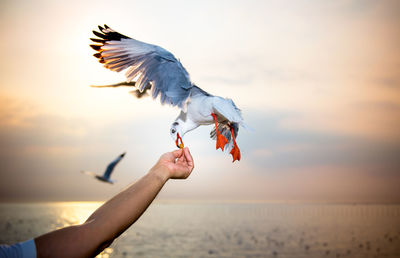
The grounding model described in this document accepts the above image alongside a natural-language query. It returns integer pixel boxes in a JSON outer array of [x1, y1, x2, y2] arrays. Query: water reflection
[[51, 202, 113, 257], [0, 202, 113, 257], [54, 202, 102, 227], [1, 202, 400, 257]]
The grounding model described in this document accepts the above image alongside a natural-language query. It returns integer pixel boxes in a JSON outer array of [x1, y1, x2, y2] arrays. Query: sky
[[0, 0, 399, 203]]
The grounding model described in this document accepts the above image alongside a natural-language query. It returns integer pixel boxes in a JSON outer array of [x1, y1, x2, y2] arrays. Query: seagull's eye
[[173, 122, 179, 126], [171, 128, 176, 134]]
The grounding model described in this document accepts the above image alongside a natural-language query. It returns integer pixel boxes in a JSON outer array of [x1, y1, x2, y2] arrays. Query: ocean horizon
[[1, 201, 400, 257]]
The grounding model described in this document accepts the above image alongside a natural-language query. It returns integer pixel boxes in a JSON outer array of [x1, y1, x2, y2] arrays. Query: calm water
[[1, 202, 400, 258]]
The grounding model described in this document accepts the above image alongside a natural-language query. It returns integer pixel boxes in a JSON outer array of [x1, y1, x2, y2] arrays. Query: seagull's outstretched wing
[[102, 152, 125, 180], [90, 25, 193, 108], [90, 81, 138, 88], [91, 81, 150, 98], [81, 170, 97, 177]]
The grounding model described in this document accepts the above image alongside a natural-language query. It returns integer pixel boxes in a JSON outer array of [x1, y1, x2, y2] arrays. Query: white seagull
[[81, 152, 126, 184], [90, 25, 248, 162]]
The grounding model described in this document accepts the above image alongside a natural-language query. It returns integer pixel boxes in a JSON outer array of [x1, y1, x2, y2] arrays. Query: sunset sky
[[0, 0, 399, 202]]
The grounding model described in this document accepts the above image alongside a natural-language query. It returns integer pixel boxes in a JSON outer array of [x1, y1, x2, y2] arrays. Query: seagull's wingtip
[[90, 44, 102, 51]]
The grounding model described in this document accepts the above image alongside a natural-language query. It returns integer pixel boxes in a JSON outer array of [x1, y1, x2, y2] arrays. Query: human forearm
[[85, 167, 169, 241]]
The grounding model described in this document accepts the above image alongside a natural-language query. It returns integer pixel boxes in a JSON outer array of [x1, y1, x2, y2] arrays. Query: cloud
[[240, 110, 400, 176], [1, 0, 400, 202], [373, 77, 400, 89], [1, 93, 400, 203], [199, 75, 252, 86], [0, 94, 176, 201]]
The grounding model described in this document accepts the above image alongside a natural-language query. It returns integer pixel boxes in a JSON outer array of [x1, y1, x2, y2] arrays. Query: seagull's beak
[[175, 133, 184, 149]]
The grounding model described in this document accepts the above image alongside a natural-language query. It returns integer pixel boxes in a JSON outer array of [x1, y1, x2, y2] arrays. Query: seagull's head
[[170, 121, 184, 149]]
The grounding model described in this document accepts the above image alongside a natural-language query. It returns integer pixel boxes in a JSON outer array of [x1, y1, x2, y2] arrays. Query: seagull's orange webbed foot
[[230, 144, 241, 162], [229, 126, 241, 162], [216, 133, 229, 151], [211, 113, 228, 151]]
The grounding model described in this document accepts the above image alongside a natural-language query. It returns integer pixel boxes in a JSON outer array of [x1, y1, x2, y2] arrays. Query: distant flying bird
[[81, 152, 126, 184], [90, 25, 249, 162]]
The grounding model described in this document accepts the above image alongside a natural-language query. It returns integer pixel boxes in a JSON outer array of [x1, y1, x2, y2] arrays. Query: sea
[[1, 202, 399, 258]]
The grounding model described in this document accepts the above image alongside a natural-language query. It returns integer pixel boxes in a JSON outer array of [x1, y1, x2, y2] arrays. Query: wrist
[[149, 165, 170, 184]]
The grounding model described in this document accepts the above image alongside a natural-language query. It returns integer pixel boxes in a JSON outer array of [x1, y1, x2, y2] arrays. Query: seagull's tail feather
[[210, 123, 238, 152], [239, 121, 254, 132]]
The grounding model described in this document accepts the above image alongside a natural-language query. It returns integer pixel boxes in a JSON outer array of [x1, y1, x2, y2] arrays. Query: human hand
[[151, 147, 194, 181]]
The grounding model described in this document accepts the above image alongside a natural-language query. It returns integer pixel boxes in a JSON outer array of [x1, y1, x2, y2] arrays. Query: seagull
[[90, 25, 249, 162], [81, 152, 126, 184]]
